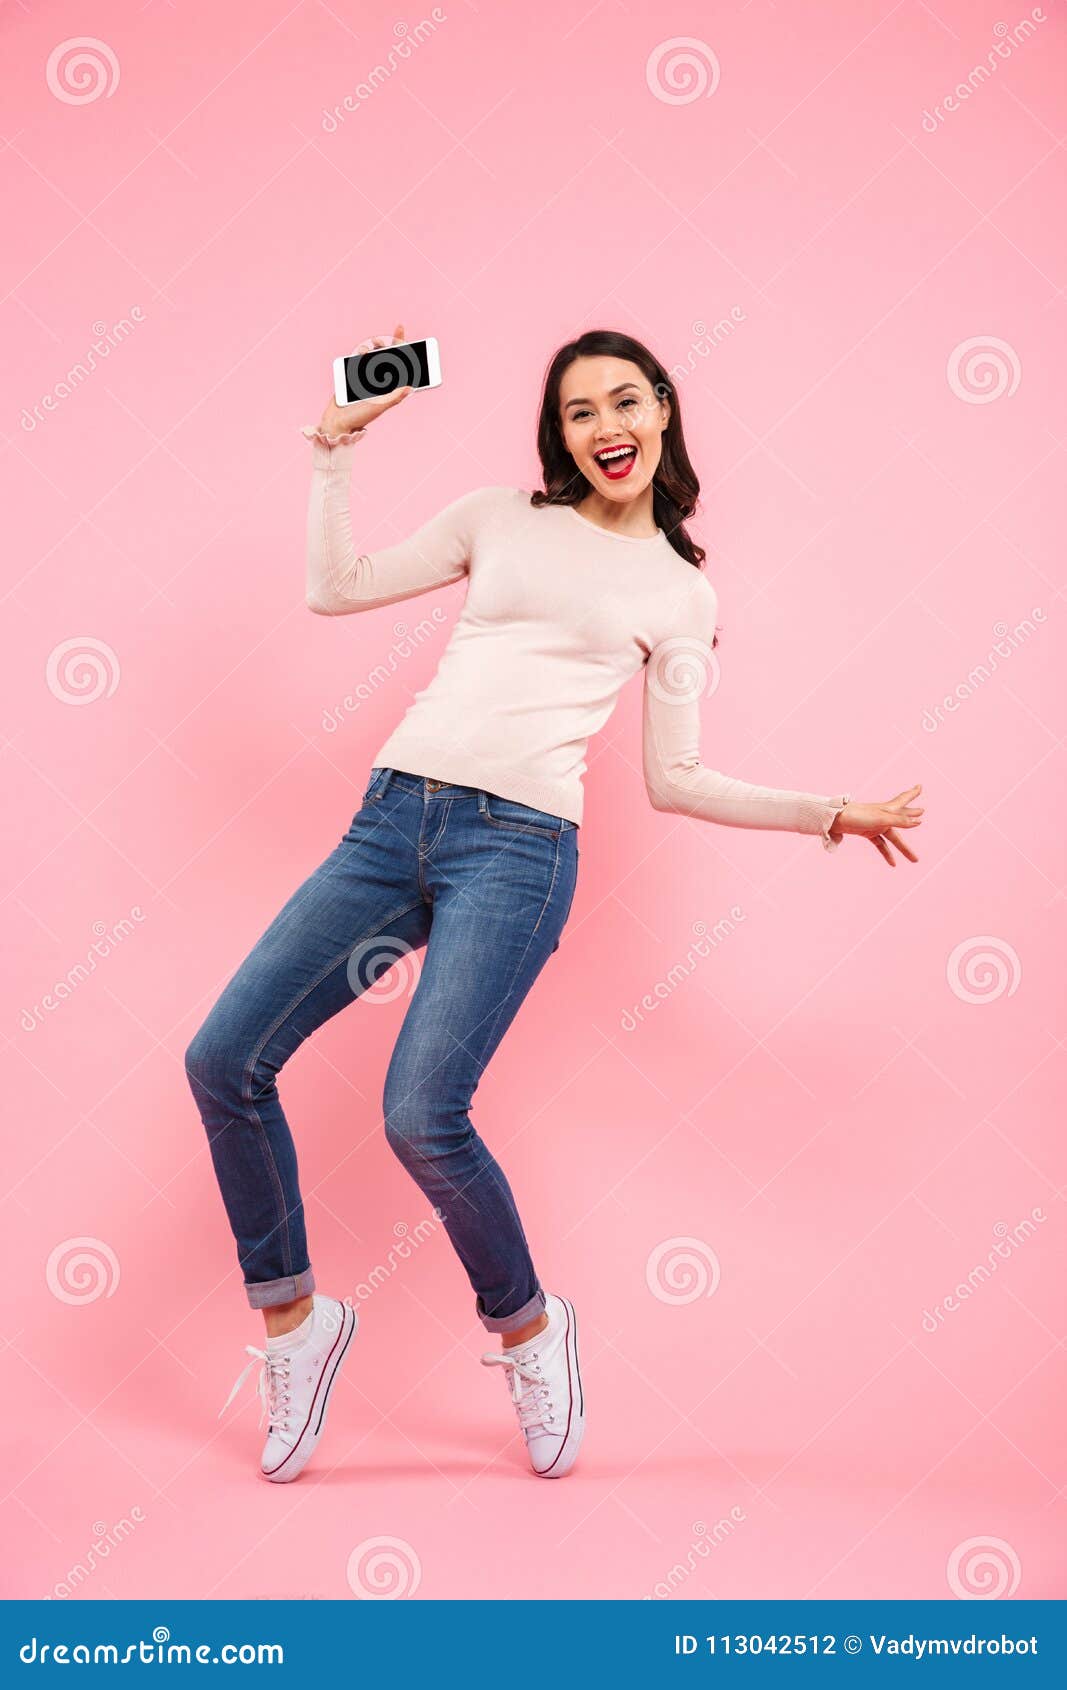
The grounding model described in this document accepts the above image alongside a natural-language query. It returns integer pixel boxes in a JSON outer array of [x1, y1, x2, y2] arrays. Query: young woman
[[186, 324, 923, 1485]]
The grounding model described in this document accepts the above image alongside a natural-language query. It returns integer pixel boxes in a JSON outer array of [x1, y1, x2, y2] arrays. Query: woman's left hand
[[828, 784, 924, 865]]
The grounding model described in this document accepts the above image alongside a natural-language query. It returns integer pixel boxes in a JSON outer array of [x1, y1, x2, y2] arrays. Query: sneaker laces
[[481, 1348, 557, 1433], [218, 1344, 293, 1435]]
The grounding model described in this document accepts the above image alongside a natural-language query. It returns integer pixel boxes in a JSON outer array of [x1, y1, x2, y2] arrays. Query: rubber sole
[[261, 1300, 358, 1483], [533, 1294, 584, 1478]]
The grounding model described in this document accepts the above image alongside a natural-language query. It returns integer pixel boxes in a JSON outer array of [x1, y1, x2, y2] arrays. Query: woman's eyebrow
[[564, 382, 642, 410]]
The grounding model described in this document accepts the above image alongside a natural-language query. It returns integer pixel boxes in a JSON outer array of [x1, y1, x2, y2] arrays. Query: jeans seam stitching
[[420, 795, 453, 857], [251, 1127, 297, 1279], [466, 828, 564, 1091], [531, 828, 564, 940]]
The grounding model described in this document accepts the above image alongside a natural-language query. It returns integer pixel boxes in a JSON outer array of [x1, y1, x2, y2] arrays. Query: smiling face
[[558, 356, 670, 506]]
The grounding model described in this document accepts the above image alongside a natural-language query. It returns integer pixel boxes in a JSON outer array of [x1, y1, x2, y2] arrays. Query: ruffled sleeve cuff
[[819, 793, 852, 853], [300, 424, 368, 447]]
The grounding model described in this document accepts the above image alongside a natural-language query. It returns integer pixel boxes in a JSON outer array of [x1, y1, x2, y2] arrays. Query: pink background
[[3, 0, 1064, 1602]]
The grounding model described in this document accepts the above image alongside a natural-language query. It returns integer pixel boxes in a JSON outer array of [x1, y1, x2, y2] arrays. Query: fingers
[[353, 330, 404, 354], [358, 384, 412, 416], [884, 827, 919, 864], [866, 826, 920, 866]]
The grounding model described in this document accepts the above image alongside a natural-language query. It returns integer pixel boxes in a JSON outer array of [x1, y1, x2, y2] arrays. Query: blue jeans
[[184, 768, 579, 1333]]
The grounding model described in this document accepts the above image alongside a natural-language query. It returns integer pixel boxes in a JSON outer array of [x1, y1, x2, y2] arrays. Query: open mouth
[[592, 443, 638, 480]]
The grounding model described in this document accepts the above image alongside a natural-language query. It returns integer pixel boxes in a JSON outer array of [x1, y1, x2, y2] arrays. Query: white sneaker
[[218, 1293, 357, 1483], [481, 1292, 584, 1477]]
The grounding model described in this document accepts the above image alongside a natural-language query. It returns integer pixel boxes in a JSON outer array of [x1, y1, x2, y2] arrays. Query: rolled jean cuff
[[244, 1265, 316, 1310], [476, 1286, 546, 1334]]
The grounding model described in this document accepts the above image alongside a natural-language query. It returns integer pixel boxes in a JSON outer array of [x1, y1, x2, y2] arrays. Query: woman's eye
[[572, 397, 638, 421]]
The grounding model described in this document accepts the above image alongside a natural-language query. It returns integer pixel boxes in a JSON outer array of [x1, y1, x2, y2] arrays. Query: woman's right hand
[[314, 322, 414, 438], [828, 783, 924, 865]]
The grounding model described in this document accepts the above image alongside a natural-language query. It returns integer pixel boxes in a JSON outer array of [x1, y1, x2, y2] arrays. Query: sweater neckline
[[565, 503, 666, 546]]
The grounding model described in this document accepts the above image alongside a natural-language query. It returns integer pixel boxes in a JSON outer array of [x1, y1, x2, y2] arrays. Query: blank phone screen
[[342, 340, 431, 401]]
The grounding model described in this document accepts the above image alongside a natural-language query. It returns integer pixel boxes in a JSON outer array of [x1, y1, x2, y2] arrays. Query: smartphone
[[333, 336, 441, 407]]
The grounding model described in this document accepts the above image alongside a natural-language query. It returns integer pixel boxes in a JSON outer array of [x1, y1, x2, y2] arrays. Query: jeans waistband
[[375, 767, 482, 799]]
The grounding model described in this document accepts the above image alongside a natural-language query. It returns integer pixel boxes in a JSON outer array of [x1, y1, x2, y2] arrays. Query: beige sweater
[[303, 427, 850, 846]]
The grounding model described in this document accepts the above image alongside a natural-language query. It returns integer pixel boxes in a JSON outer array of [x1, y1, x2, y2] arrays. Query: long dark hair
[[530, 328, 718, 647]]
